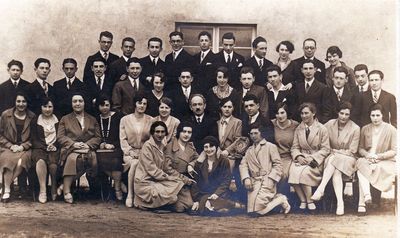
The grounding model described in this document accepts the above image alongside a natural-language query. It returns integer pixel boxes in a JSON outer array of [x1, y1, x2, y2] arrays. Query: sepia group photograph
[[0, 0, 398, 237]]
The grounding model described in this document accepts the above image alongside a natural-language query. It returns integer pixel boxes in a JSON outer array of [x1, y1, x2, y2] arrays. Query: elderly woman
[[0, 92, 34, 202], [275, 40, 296, 89], [356, 104, 396, 215], [311, 102, 360, 215], [325, 46, 356, 88], [57, 93, 101, 204], [30, 97, 59, 203], [120, 93, 154, 207], [153, 97, 180, 143], [134, 121, 194, 211], [205, 66, 240, 120], [95, 95, 124, 201], [289, 103, 330, 211], [272, 103, 299, 198], [191, 136, 245, 215], [146, 72, 166, 117]]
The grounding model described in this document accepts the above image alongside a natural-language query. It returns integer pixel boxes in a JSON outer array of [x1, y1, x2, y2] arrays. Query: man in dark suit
[[25, 58, 54, 115], [357, 70, 396, 128], [350, 64, 370, 122], [108, 37, 136, 84], [164, 31, 195, 91], [265, 65, 296, 119], [83, 31, 119, 80], [241, 94, 274, 143], [293, 38, 326, 85], [0, 60, 29, 113], [167, 69, 201, 121], [53, 58, 85, 119], [83, 57, 113, 116], [244, 36, 273, 87], [294, 59, 327, 121], [214, 32, 245, 90], [192, 31, 217, 94], [237, 66, 269, 119], [185, 94, 217, 153], [112, 57, 145, 115], [321, 66, 355, 123], [140, 37, 166, 90]]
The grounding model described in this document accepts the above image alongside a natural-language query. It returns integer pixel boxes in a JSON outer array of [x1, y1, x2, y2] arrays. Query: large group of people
[[0, 30, 396, 217]]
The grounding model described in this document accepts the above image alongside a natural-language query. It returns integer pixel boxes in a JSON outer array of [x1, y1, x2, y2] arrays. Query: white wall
[[0, 0, 397, 93]]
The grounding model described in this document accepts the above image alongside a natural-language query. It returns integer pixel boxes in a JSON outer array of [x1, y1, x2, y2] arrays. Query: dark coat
[[320, 86, 354, 124], [294, 80, 327, 121], [244, 56, 273, 87], [164, 49, 196, 90], [53, 77, 85, 119], [83, 51, 119, 80], [192, 50, 218, 93], [140, 56, 166, 89], [184, 114, 217, 153], [166, 86, 201, 121], [0, 78, 30, 113], [214, 51, 245, 90], [267, 88, 296, 119], [25, 80, 54, 115], [293, 56, 326, 85]]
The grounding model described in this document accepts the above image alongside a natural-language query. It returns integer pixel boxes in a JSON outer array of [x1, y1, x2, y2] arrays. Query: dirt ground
[[0, 195, 397, 238]]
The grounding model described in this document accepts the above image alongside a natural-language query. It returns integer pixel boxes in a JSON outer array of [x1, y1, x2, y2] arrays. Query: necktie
[[373, 91, 378, 103], [13, 81, 17, 88], [197, 117, 201, 123], [67, 78, 72, 89], [227, 54, 231, 64], [173, 52, 176, 62], [305, 126, 310, 139], [132, 79, 137, 91], [305, 83, 310, 93], [42, 81, 48, 95], [184, 88, 189, 101], [152, 58, 156, 66], [243, 89, 247, 98], [359, 86, 363, 93], [259, 59, 263, 70], [248, 115, 253, 124], [336, 90, 341, 101], [200, 52, 205, 63], [220, 120, 227, 139], [103, 52, 108, 60], [97, 77, 101, 90]]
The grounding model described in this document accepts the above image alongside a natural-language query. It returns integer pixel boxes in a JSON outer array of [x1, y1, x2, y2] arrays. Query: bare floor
[[0, 197, 396, 238]]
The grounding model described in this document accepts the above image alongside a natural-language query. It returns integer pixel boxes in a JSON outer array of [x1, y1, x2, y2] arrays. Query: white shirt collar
[[122, 55, 130, 62], [254, 55, 264, 62], [10, 78, 20, 84], [372, 89, 382, 98], [37, 78, 47, 86], [65, 76, 76, 84], [223, 51, 233, 62], [270, 84, 285, 100], [201, 49, 211, 56], [128, 76, 139, 89], [173, 48, 183, 58], [249, 112, 259, 124], [221, 116, 232, 124], [357, 83, 369, 92], [303, 56, 315, 60], [149, 55, 159, 63], [181, 85, 191, 93], [195, 113, 204, 122], [333, 86, 343, 95], [304, 78, 315, 88]]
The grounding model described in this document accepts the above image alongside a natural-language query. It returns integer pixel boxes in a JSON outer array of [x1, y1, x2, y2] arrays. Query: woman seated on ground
[[289, 103, 330, 212], [95, 95, 125, 201], [356, 104, 396, 215], [120, 93, 154, 207], [153, 97, 180, 143], [57, 93, 101, 204], [134, 121, 194, 212], [30, 97, 59, 203], [191, 136, 245, 215], [0, 92, 35, 202], [205, 66, 240, 121], [311, 101, 360, 215], [271, 102, 299, 198], [146, 72, 166, 117]]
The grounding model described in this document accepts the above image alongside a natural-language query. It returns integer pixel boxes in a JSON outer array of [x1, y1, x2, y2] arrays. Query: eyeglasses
[[304, 46, 315, 50]]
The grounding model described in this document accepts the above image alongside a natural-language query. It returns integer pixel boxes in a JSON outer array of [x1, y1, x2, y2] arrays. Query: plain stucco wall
[[0, 0, 397, 93]]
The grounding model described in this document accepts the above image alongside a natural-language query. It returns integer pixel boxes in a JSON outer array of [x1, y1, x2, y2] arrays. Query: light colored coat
[[217, 116, 242, 153], [324, 119, 360, 176], [154, 115, 180, 143], [239, 139, 283, 213], [289, 120, 330, 186], [134, 137, 184, 208], [357, 122, 396, 191]]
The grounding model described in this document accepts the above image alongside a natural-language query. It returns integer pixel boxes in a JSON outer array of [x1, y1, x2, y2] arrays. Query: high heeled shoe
[[38, 192, 47, 204], [311, 190, 324, 201], [307, 202, 316, 210], [336, 205, 344, 216], [1, 192, 10, 203], [125, 196, 133, 208], [282, 199, 291, 214], [64, 193, 73, 204], [299, 202, 307, 210]]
